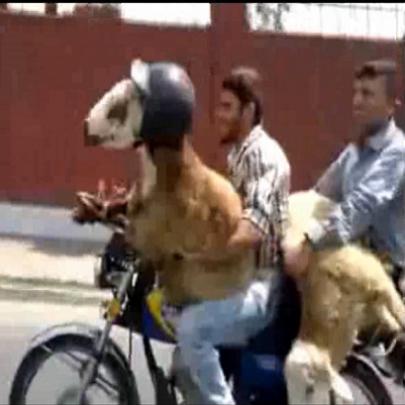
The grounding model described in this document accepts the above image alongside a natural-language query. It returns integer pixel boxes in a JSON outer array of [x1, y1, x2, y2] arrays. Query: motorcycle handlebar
[[98, 217, 127, 234]]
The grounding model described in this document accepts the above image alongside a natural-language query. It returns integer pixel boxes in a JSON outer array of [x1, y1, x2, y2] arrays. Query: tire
[[340, 354, 393, 405], [9, 332, 139, 405]]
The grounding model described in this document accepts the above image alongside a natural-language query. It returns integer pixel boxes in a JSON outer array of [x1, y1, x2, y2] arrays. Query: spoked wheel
[[56, 386, 91, 405], [340, 354, 393, 405], [9, 333, 139, 405]]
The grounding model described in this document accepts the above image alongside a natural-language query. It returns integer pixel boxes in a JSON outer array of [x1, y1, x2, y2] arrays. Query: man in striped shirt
[[175, 67, 299, 405], [227, 122, 290, 272]]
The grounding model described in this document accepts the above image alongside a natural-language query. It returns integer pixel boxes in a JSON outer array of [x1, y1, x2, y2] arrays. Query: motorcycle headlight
[[93, 253, 129, 290]]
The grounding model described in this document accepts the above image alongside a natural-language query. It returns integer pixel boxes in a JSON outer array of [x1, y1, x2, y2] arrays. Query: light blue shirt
[[308, 119, 405, 268]]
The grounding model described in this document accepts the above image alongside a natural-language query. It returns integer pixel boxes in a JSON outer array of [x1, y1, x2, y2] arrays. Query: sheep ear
[[130, 59, 150, 96]]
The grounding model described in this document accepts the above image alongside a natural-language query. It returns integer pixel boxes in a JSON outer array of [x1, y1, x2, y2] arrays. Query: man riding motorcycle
[[283, 58, 405, 404]]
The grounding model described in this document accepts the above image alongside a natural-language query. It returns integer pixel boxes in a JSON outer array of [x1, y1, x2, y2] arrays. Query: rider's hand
[[72, 192, 106, 224], [104, 197, 129, 221], [282, 231, 312, 278], [103, 186, 130, 229]]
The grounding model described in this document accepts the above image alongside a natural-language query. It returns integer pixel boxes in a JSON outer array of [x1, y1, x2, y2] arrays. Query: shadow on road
[[0, 233, 105, 258]]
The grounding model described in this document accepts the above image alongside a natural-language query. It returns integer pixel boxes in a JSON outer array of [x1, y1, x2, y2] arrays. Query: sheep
[[284, 189, 405, 404], [83, 59, 256, 306], [124, 140, 256, 305]]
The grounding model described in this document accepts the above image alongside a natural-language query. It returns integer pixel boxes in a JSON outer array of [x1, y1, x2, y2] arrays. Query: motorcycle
[[8, 195, 404, 405]]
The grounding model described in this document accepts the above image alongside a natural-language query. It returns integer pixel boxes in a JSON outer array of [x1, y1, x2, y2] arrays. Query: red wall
[[0, 5, 403, 206]]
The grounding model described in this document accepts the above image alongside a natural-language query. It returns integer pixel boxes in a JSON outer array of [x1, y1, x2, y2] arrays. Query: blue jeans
[[176, 276, 278, 405]]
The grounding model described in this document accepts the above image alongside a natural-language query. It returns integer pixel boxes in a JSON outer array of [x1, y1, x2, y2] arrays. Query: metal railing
[[247, 3, 405, 40]]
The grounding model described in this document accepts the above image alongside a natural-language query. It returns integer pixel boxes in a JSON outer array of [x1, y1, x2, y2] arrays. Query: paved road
[[1, 299, 404, 405], [0, 300, 174, 405], [0, 235, 104, 287]]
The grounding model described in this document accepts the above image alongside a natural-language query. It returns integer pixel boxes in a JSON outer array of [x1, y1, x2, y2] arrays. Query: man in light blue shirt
[[284, 58, 405, 288], [310, 117, 405, 269], [283, 59, 405, 405]]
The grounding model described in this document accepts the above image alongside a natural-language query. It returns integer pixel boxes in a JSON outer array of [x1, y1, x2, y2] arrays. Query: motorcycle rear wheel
[[340, 354, 393, 405]]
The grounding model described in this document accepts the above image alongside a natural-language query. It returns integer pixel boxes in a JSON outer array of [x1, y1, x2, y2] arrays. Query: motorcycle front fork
[[77, 262, 138, 404]]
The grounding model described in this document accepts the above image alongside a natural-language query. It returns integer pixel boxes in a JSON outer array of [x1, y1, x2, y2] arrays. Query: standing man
[[283, 59, 405, 404]]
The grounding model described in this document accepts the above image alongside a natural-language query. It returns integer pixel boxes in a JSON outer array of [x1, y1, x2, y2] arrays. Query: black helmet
[[131, 60, 195, 148]]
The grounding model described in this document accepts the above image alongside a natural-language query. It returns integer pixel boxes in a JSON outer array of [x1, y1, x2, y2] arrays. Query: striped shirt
[[227, 125, 291, 270]]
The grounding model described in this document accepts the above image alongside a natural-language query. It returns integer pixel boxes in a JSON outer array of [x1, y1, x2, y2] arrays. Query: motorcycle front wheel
[[9, 332, 139, 405]]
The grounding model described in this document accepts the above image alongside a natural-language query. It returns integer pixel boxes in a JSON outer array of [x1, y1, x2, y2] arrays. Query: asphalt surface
[[0, 235, 402, 405], [0, 300, 175, 405]]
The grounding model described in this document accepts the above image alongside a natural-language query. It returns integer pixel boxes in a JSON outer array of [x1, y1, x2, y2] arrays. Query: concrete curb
[[0, 236, 104, 287], [0, 202, 112, 242], [0, 202, 115, 306], [0, 275, 95, 290], [0, 275, 110, 306]]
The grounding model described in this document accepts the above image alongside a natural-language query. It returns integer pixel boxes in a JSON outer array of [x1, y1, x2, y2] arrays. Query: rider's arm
[[181, 219, 263, 263], [306, 147, 405, 250], [313, 146, 350, 202], [198, 154, 280, 262], [224, 218, 264, 256]]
